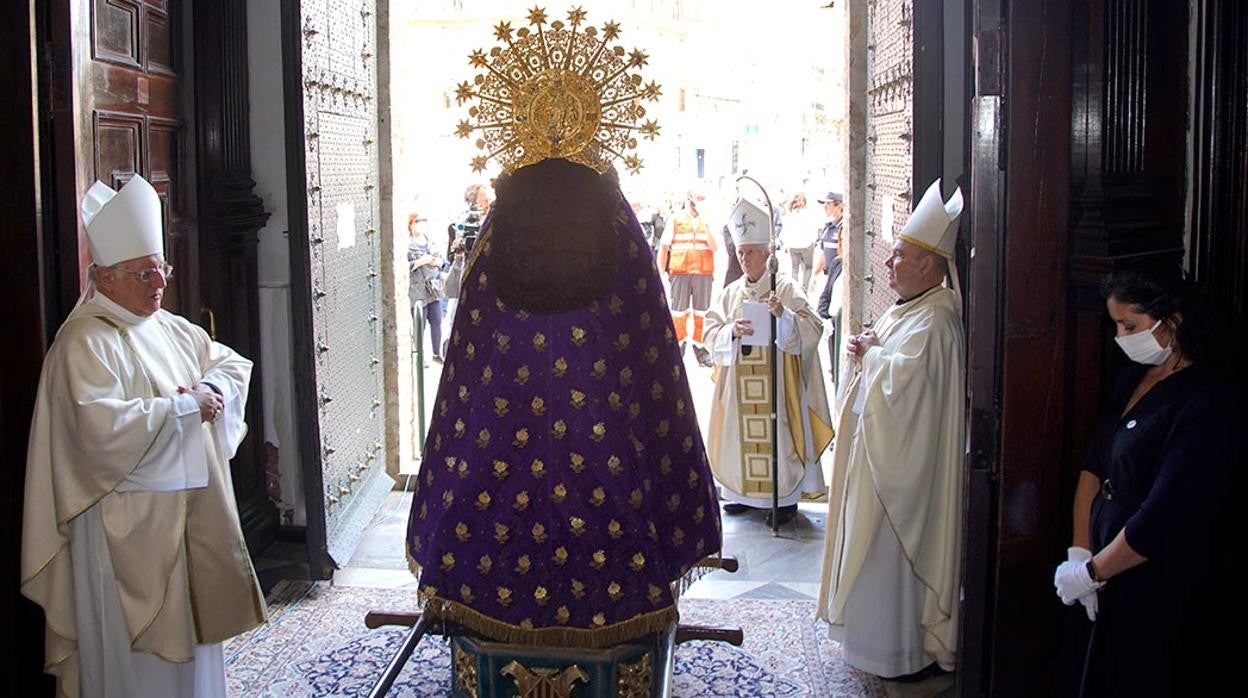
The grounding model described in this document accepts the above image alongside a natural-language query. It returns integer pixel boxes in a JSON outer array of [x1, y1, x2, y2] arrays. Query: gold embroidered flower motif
[[444, 456, 458, 471], [442, 490, 455, 508], [494, 523, 510, 543], [427, 470, 436, 486], [656, 420, 670, 438], [570, 390, 587, 409], [696, 539, 706, 555], [454, 419, 466, 438], [481, 366, 493, 384], [694, 506, 706, 523], [496, 586, 512, 606], [589, 487, 606, 506], [571, 579, 586, 599], [477, 555, 493, 573], [514, 555, 531, 574], [531, 522, 548, 543], [433, 433, 443, 451], [671, 528, 685, 545], [495, 298, 506, 311], [530, 459, 547, 478], [420, 586, 438, 602], [570, 517, 586, 536], [687, 470, 700, 488], [638, 312, 651, 330], [660, 455, 673, 475], [515, 365, 531, 384], [619, 367, 634, 386], [419, 502, 428, 520], [529, 397, 546, 416], [519, 618, 534, 630], [650, 381, 665, 401], [630, 553, 646, 571], [676, 399, 686, 416], [552, 546, 569, 566], [447, 364, 456, 381], [495, 333, 512, 353], [613, 333, 631, 351], [590, 422, 606, 442], [645, 346, 659, 364], [469, 309, 481, 326], [552, 358, 567, 377], [534, 586, 549, 605], [608, 519, 623, 539], [607, 392, 622, 410], [460, 584, 475, 603], [607, 455, 622, 475], [515, 308, 528, 320], [648, 584, 663, 604], [453, 331, 461, 347], [591, 359, 607, 379], [412, 537, 422, 552], [440, 552, 456, 571], [682, 436, 694, 453], [664, 326, 673, 340], [634, 276, 647, 294], [475, 491, 491, 510], [492, 397, 509, 417], [532, 332, 547, 350], [466, 342, 476, 360], [671, 364, 682, 381], [439, 400, 448, 417], [455, 522, 471, 541], [513, 428, 530, 447], [629, 489, 644, 509], [607, 581, 623, 601], [477, 272, 488, 290], [476, 429, 491, 448], [569, 453, 586, 473], [666, 494, 681, 512], [552, 483, 568, 502], [608, 295, 624, 314], [629, 402, 641, 419], [592, 613, 606, 627], [556, 606, 571, 623], [628, 241, 639, 259], [552, 420, 567, 439], [514, 491, 530, 511], [571, 326, 587, 346], [590, 549, 606, 569]]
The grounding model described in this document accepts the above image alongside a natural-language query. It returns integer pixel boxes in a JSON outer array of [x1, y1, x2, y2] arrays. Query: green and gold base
[[451, 631, 666, 698]]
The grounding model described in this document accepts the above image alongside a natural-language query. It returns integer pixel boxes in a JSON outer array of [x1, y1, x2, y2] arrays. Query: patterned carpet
[[225, 581, 885, 697]]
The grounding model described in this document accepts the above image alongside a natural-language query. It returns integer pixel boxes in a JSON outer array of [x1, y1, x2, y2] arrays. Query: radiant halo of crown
[[454, 6, 662, 175]]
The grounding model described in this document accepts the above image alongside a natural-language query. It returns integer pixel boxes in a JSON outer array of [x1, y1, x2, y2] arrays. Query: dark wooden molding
[[192, 0, 278, 556]]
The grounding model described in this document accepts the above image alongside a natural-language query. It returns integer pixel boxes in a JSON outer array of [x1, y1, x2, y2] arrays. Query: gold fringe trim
[[422, 597, 677, 650]]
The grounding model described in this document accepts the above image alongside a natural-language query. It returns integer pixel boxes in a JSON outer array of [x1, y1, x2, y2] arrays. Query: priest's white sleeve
[[775, 308, 799, 354], [114, 392, 209, 493]]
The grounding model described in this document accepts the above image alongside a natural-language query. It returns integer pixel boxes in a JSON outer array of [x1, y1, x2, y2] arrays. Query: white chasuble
[[817, 286, 965, 676], [21, 294, 266, 698], [703, 271, 834, 507]]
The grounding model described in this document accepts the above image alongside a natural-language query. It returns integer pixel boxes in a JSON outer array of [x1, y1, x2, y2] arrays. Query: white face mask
[[1114, 317, 1173, 365]]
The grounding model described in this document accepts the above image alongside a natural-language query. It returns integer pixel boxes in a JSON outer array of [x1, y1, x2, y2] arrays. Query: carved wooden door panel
[[84, 0, 195, 314], [288, 0, 392, 569]]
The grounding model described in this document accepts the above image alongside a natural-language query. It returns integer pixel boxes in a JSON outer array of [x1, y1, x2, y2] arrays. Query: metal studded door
[[289, 0, 392, 567]]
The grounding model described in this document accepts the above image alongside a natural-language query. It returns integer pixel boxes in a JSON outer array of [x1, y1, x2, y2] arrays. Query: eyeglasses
[[113, 264, 174, 283]]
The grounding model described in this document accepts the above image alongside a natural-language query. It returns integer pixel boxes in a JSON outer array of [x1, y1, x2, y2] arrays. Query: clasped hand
[[847, 330, 879, 359], [1053, 546, 1104, 621], [180, 384, 224, 424]]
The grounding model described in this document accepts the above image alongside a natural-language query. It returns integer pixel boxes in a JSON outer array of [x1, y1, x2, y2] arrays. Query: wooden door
[[284, 0, 391, 575], [59, 0, 196, 313]]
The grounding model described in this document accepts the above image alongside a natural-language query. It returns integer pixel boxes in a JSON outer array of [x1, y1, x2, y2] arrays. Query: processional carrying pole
[[735, 175, 781, 536]]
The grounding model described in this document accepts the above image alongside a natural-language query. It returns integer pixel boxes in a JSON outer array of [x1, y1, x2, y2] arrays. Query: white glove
[[1054, 547, 1103, 605], [1078, 586, 1099, 622]]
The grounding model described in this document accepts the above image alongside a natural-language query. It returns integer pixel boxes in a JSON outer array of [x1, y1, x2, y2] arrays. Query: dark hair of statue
[[490, 158, 622, 314], [1101, 262, 1218, 367]]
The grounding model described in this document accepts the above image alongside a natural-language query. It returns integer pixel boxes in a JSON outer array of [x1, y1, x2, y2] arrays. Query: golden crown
[[455, 6, 662, 175]]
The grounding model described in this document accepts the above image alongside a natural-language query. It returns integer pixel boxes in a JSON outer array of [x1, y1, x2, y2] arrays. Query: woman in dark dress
[[1055, 265, 1240, 696]]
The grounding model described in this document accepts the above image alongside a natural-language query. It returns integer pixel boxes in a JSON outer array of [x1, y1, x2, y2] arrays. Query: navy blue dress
[[1065, 364, 1241, 696]]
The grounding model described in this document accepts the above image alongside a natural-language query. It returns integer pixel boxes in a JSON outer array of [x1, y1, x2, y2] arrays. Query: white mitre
[[899, 178, 963, 259], [727, 197, 772, 247], [81, 175, 164, 266]]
